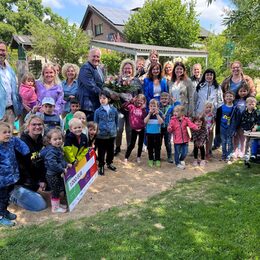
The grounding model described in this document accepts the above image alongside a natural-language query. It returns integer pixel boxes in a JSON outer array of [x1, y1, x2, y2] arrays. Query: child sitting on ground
[[87, 121, 98, 148], [94, 90, 118, 176], [167, 105, 198, 169], [0, 122, 30, 226], [191, 115, 208, 167], [40, 128, 72, 213], [63, 98, 80, 131], [64, 118, 89, 166], [123, 94, 147, 164]]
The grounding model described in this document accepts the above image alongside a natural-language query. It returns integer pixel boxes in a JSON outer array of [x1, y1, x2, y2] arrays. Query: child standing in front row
[[167, 105, 198, 169], [144, 99, 164, 167], [216, 91, 241, 162], [233, 83, 250, 159], [203, 102, 215, 159], [191, 115, 208, 167], [94, 90, 118, 176], [0, 122, 29, 226], [159, 92, 180, 163], [73, 111, 88, 136], [123, 94, 147, 163], [40, 128, 71, 213]]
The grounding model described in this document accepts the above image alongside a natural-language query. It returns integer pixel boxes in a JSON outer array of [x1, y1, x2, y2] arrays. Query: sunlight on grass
[[0, 163, 259, 259]]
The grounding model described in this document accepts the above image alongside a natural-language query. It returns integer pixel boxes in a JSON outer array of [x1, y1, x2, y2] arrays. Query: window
[[95, 24, 103, 36]]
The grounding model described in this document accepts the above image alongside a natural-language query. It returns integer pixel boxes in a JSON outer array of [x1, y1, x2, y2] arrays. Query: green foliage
[[124, 0, 200, 48], [0, 0, 51, 43], [28, 19, 89, 66], [101, 51, 126, 76], [0, 163, 259, 258]]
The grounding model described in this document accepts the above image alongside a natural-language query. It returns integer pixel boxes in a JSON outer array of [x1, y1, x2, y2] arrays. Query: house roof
[[91, 40, 208, 60], [10, 35, 33, 50], [81, 5, 212, 38]]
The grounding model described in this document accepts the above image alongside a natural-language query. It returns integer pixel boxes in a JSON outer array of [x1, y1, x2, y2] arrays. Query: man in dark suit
[[77, 48, 104, 121]]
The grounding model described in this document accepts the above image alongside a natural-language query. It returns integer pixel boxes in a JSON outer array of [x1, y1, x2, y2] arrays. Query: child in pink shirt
[[123, 94, 147, 163], [19, 73, 38, 112]]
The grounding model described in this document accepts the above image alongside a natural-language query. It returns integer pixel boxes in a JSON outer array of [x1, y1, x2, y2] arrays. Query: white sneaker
[[200, 160, 206, 167], [193, 160, 198, 166], [180, 161, 186, 166], [142, 145, 147, 152], [177, 164, 185, 170], [124, 158, 128, 164], [136, 157, 141, 163]]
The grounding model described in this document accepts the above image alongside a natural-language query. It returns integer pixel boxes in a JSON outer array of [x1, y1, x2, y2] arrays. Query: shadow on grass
[[0, 162, 259, 259]]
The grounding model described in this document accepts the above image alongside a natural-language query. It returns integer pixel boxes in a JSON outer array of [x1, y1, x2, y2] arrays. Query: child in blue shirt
[[144, 99, 164, 167], [94, 90, 118, 176], [0, 122, 30, 227], [216, 91, 241, 161], [159, 92, 180, 163]]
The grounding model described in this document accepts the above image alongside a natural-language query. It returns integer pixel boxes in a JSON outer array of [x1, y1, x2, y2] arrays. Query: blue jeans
[[9, 186, 47, 211], [174, 143, 188, 165], [251, 139, 260, 156], [220, 128, 233, 160]]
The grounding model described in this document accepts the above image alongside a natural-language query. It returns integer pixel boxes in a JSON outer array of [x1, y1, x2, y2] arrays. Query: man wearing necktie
[[77, 48, 104, 121]]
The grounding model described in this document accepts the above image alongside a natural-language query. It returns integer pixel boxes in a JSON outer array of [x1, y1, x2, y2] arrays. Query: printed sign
[[64, 148, 98, 211]]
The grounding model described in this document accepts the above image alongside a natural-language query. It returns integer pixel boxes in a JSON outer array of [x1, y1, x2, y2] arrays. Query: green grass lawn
[[0, 162, 259, 259]]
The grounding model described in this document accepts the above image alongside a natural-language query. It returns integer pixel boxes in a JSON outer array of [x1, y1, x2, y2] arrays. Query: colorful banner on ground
[[64, 148, 98, 212]]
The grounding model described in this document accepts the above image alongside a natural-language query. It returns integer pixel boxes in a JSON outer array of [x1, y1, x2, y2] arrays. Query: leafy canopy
[[124, 0, 200, 48]]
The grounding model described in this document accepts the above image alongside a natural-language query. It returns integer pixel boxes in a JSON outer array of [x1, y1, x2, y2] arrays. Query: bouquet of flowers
[[104, 75, 140, 108]]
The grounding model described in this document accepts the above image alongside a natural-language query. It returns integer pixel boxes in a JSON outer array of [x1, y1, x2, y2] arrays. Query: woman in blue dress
[[61, 63, 79, 117]]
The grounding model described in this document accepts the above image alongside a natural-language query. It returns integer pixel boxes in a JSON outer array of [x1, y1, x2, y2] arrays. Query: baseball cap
[[42, 97, 55, 105]]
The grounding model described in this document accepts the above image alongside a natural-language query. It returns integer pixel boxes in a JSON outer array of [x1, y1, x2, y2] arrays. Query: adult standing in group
[[190, 63, 202, 89], [162, 61, 174, 90], [36, 63, 65, 115], [221, 61, 256, 97], [77, 48, 104, 121], [0, 41, 22, 125], [144, 62, 168, 105], [114, 59, 143, 155], [12, 115, 47, 211], [169, 61, 193, 116], [61, 63, 79, 117]]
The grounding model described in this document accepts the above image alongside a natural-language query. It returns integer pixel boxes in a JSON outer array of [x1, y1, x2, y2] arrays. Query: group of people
[[0, 40, 259, 227]]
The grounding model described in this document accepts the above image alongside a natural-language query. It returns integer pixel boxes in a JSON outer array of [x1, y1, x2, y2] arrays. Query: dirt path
[[10, 145, 225, 226]]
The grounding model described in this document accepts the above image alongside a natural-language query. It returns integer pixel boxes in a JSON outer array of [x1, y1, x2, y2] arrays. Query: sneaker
[[167, 158, 174, 163], [4, 212, 17, 220], [142, 145, 147, 152], [0, 216, 15, 227], [180, 161, 186, 166], [193, 160, 198, 166], [124, 158, 128, 164], [107, 164, 117, 171], [177, 164, 185, 170], [52, 206, 67, 213], [200, 160, 206, 167], [59, 204, 68, 210], [148, 160, 153, 167], [136, 157, 141, 163], [155, 160, 161, 167]]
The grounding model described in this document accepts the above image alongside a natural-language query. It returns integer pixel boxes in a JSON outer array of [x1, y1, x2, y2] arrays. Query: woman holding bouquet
[[113, 59, 142, 156]]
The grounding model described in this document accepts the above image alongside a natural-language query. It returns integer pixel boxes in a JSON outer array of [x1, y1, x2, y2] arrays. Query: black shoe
[[98, 166, 104, 176], [4, 212, 17, 220], [114, 147, 121, 156], [107, 164, 117, 171]]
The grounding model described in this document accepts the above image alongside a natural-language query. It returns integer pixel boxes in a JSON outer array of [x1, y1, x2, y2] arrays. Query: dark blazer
[[77, 61, 104, 112]]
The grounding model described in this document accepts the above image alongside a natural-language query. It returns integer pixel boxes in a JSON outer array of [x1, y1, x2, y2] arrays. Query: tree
[[0, 0, 53, 42], [124, 0, 200, 48], [28, 19, 89, 66]]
